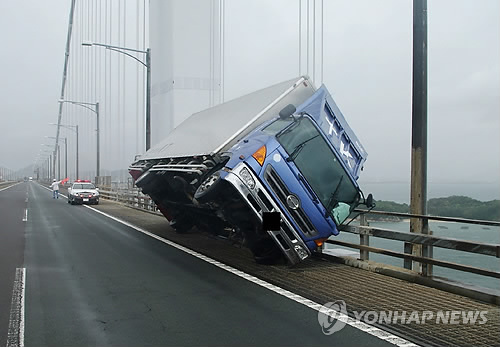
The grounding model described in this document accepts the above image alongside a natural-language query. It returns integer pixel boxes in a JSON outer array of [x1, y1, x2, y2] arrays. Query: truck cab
[[200, 86, 369, 264]]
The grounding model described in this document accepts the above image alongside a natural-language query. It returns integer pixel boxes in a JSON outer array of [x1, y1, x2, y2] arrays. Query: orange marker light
[[252, 145, 267, 166], [314, 238, 328, 248]]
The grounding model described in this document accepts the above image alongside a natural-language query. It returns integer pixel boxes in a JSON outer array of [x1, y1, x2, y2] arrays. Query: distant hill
[[371, 196, 500, 222]]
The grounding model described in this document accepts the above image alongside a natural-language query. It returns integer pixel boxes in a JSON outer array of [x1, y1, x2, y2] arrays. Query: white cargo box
[[138, 76, 316, 160]]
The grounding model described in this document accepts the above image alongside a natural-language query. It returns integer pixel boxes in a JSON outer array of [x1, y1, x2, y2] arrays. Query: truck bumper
[[223, 163, 311, 265]]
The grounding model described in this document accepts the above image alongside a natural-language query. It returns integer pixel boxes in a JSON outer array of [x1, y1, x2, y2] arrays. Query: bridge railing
[[0, 181, 17, 189], [99, 188, 159, 213], [325, 210, 500, 282]]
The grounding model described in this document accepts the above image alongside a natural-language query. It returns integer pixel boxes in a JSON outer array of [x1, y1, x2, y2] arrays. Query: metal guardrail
[[326, 210, 500, 281], [99, 188, 160, 213], [99, 186, 500, 286], [0, 181, 17, 189]]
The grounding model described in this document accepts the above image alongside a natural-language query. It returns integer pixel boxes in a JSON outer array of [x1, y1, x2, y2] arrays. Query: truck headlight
[[239, 167, 255, 189], [294, 245, 309, 260]]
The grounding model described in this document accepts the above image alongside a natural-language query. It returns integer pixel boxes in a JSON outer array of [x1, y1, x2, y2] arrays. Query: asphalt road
[[1, 182, 395, 347], [0, 183, 26, 345]]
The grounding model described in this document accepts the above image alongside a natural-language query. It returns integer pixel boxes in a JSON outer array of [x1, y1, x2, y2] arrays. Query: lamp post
[[40, 145, 54, 180], [43, 142, 60, 179], [50, 123, 79, 179], [41, 155, 51, 181], [37, 150, 51, 181], [47, 136, 68, 179], [34, 153, 49, 181], [82, 41, 151, 150], [59, 100, 99, 179]]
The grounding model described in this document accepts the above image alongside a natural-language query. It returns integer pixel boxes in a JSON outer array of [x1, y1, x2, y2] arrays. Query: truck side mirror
[[365, 193, 374, 208], [279, 104, 296, 119]]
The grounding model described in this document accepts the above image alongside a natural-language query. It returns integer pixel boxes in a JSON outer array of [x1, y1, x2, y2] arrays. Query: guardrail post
[[359, 214, 369, 261], [404, 242, 413, 270], [421, 218, 433, 276]]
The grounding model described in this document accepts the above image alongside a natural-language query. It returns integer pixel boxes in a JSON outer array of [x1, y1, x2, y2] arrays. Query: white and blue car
[[67, 180, 100, 205]]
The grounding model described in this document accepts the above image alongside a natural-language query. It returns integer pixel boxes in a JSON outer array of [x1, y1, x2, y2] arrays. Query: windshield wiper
[[285, 135, 320, 162], [325, 175, 344, 217], [276, 120, 299, 137]]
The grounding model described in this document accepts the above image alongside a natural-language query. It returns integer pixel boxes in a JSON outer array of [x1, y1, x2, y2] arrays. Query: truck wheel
[[194, 171, 221, 203], [169, 218, 194, 233], [251, 238, 283, 265]]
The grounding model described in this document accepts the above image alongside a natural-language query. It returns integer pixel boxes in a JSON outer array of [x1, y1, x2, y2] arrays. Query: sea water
[[328, 220, 500, 291], [360, 182, 500, 203]]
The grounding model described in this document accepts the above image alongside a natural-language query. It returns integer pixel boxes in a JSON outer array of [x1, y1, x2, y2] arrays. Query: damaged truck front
[[129, 76, 373, 265]]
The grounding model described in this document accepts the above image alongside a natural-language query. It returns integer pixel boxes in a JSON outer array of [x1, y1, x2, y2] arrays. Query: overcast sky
[[0, 1, 498, 195], [0, 1, 70, 172]]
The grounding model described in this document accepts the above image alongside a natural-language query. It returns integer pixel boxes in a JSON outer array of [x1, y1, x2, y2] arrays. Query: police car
[[67, 180, 100, 205]]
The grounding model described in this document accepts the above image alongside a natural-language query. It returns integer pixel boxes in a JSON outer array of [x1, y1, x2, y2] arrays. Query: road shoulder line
[[0, 182, 22, 193], [6, 268, 25, 347]]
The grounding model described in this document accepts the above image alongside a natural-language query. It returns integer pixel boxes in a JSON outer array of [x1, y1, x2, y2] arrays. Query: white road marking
[[84, 205, 420, 347], [6, 268, 26, 347], [0, 182, 22, 193], [22, 209, 28, 222]]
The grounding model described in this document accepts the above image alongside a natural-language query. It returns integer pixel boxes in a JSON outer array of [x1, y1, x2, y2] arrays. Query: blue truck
[[129, 76, 373, 265]]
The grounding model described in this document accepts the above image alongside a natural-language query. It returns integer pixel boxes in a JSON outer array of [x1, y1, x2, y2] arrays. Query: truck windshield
[[274, 117, 360, 215]]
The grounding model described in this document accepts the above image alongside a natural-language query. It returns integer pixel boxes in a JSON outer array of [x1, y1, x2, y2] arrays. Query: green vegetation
[[371, 196, 500, 222]]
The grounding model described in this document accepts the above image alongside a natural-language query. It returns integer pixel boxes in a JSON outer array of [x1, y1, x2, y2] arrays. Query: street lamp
[[39, 148, 52, 181], [82, 41, 151, 150], [46, 136, 68, 179], [50, 123, 79, 179], [59, 99, 99, 179], [40, 145, 54, 180], [43, 143, 60, 179], [34, 153, 49, 181]]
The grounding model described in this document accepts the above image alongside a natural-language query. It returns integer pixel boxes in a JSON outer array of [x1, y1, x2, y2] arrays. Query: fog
[[0, 1, 498, 194]]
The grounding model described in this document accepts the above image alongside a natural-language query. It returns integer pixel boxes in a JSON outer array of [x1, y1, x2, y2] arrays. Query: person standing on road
[[50, 179, 61, 199]]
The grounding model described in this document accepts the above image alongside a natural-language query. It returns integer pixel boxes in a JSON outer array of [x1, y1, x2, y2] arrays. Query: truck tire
[[251, 238, 283, 265], [194, 171, 221, 203], [169, 218, 194, 233]]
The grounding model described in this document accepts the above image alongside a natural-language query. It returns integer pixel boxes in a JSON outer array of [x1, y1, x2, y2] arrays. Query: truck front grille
[[264, 165, 316, 237]]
